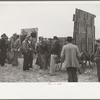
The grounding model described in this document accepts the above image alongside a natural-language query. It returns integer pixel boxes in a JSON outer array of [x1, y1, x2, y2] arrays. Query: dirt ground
[[0, 58, 98, 82]]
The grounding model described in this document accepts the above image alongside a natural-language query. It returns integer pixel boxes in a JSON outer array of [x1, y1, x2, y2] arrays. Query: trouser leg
[[40, 54, 44, 69], [45, 52, 48, 69], [29, 53, 33, 68], [49, 54, 57, 75], [14, 51, 18, 66], [23, 53, 29, 71], [12, 51, 16, 66], [1, 58, 5, 66], [96, 60, 100, 82], [0, 53, 6, 66], [72, 67, 78, 82], [67, 67, 78, 82], [37, 53, 42, 69], [67, 67, 73, 82], [41, 54, 47, 69]]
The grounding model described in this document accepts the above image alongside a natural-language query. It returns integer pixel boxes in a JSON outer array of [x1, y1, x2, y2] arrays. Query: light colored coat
[[61, 43, 81, 68]]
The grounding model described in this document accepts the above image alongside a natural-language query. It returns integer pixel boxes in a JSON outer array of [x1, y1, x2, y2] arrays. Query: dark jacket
[[0, 38, 7, 52], [39, 41, 48, 54], [0, 38, 8, 59], [51, 41, 61, 56], [95, 44, 100, 61]]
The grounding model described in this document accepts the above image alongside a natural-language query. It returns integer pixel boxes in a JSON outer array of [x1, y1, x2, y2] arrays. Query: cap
[[1, 33, 7, 38], [53, 36, 58, 40], [66, 36, 73, 42]]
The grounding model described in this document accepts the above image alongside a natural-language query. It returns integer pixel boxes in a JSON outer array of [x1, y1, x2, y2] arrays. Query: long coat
[[61, 43, 81, 68], [0, 38, 8, 64]]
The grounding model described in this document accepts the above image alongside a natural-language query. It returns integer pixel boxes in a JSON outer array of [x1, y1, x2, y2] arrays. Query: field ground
[[0, 58, 98, 82]]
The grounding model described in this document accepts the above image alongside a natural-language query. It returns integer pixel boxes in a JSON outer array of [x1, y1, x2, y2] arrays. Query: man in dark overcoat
[[0, 33, 8, 66]]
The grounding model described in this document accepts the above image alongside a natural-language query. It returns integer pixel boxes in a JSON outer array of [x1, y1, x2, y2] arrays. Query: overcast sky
[[0, 1, 100, 39]]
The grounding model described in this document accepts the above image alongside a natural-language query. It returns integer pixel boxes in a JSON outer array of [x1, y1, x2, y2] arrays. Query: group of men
[[0, 33, 21, 67], [0, 33, 83, 82], [20, 35, 81, 82], [21, 35, 62, 74], [1, 32, 100, 82]]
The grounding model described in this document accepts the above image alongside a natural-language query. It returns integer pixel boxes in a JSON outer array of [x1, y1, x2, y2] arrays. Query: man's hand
[[94, 57, 97, 62], [11, 49, 13, 51]]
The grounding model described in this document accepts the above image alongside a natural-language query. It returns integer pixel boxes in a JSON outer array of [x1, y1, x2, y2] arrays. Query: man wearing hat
[[21, 36, 34, 71], [49, 36, 61, 75], [10, 33, 19, 66], [61, 36, 81, 82], [0, 33, 8, 66]]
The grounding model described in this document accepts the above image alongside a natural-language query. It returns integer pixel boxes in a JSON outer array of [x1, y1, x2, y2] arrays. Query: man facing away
[[61, 36, 81, 82]]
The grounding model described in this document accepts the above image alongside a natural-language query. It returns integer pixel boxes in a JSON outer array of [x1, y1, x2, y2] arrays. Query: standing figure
[[36, 37, 48, 69], [94, 40, 100, 82], [28, 36, 36, 68], [6, 39, 12, 64], [49, 36, 61, 75], [61, 36, 81, 82], [0, 34, 8, 66], [35, 39, 41, 67], [38, 37, 48, 69], [41, 38, 48, 69], [21, 36, 33, 71], [13, 35, 21, 66], [46, 38, 52, 68], [11, 33, 20, 66]]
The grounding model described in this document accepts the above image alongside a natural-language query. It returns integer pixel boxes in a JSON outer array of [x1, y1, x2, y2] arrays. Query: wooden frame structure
[[73, 8, 96, 55]]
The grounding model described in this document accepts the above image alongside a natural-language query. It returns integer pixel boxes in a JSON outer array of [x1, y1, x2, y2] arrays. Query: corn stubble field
[[0, 58, 98, 82]]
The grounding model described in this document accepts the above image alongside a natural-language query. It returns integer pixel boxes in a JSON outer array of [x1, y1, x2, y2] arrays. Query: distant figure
[[0, 33, 8, 66], [36, 37, 48, 69], [46, 38, 52, 68], [39, 37, 48, 69], [11, 33, 20, 66], [28, 36, 36, 68], [49, 36, 61, 75], [95, 39, 99, 53], [21, 36, 34, 71], [6, 39, 12, 64], [94, 39, 100, 82], [61, 36, 81, 82], [13, 35, 21, 66], [35, 37, 42, 68]]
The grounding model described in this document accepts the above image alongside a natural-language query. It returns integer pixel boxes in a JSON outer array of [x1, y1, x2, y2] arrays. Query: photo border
[[0, 0, 100, 99]]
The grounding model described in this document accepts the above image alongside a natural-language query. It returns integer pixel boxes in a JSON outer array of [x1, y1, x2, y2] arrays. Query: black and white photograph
[[0, 1, 99, 83], [1, 1, 100, 99]]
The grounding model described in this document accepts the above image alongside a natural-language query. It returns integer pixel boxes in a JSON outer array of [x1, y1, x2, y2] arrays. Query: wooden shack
[[20, 28, 38, 43], [21, 28, 38, 37], [73, 8, 96, 55]]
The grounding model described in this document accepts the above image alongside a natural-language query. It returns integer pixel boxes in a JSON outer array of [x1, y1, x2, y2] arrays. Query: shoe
[[29, 66, 33, 68], [1, 65, 4, 66], [23, 69, 29, 71], [49, 73, 56, 76]]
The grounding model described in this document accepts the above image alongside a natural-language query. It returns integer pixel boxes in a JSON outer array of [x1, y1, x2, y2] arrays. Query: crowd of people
[[0, 33, 62, 75], [0, 32, 100, 82]]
